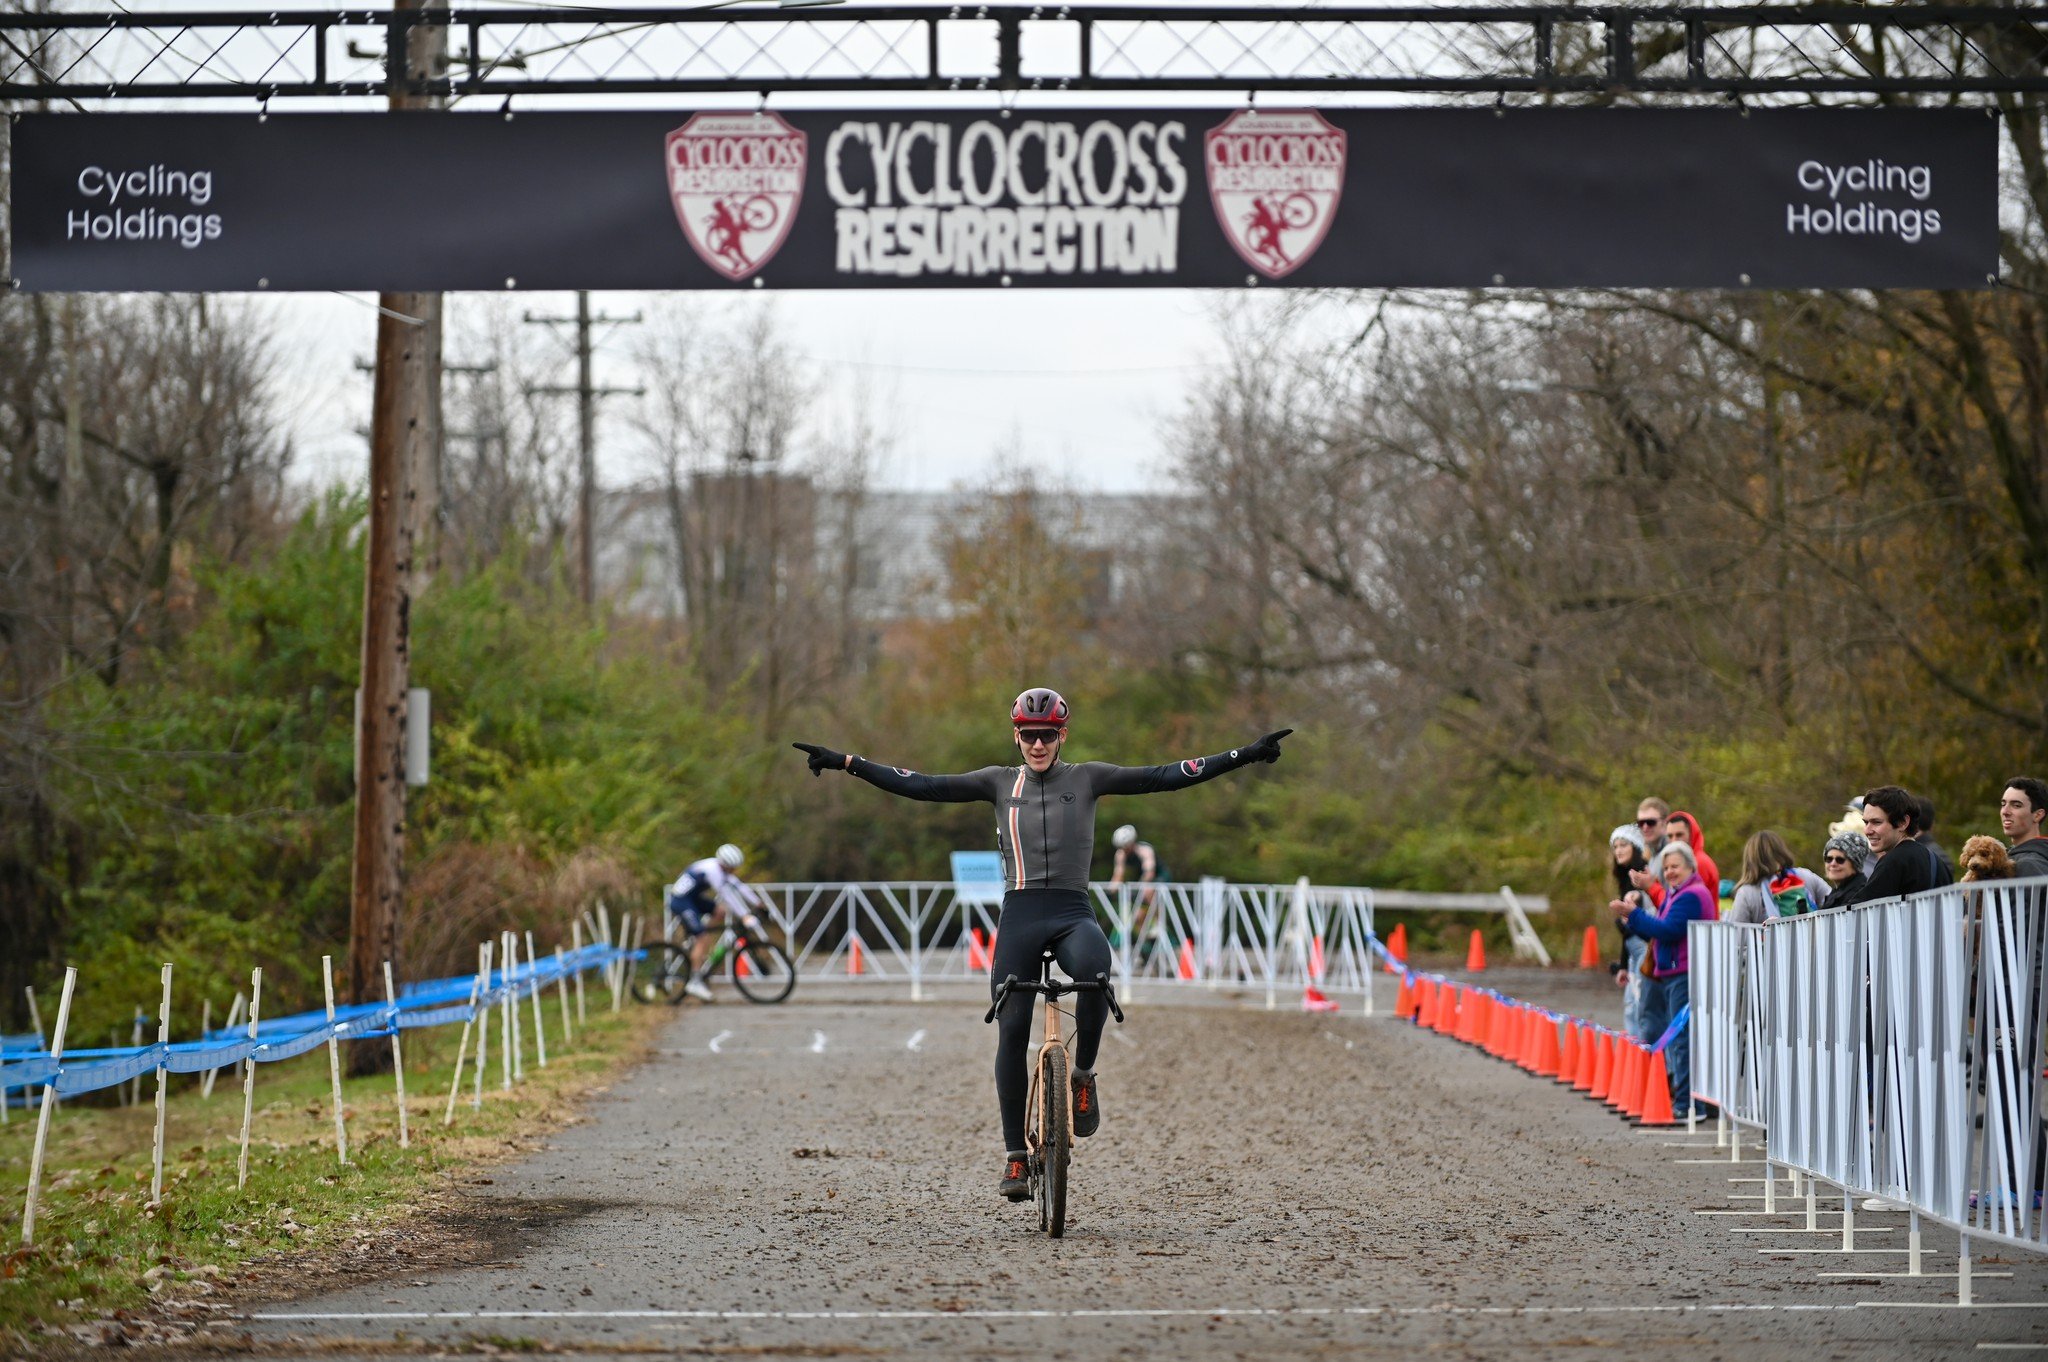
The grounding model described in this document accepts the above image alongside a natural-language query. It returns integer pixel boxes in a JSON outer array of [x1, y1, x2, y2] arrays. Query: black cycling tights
[[989, 889, 1113, 1154]]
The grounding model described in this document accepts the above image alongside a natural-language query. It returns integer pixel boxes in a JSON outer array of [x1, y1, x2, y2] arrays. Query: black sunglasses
[[1823, 853, 1851, 865], [1636, 817, 1660, 827], [1018, 728, 1062, 745]]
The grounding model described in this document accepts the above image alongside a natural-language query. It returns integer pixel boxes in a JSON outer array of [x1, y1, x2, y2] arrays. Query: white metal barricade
[[728, 880, 1385, 1008], [1687, 920, 1768, 1136], [1691, 876, 2048, 1283]]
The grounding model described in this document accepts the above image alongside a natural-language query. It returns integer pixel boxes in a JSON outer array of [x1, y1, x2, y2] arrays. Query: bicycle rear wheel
[[1037, 1045, 1070, 1237], [729, 936, 797, 1005], [630, 940, 694, 1004]]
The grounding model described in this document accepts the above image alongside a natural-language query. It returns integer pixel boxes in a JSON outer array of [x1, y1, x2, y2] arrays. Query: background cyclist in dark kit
[[794, 688, 1291, 1202]]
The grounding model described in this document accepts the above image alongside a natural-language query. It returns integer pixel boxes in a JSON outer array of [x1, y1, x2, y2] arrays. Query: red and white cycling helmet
[[1011, 687, 1070, 729]]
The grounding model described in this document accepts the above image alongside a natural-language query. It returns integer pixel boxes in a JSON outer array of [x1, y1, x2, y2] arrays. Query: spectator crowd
[[1601, 777, 2048, 1117]]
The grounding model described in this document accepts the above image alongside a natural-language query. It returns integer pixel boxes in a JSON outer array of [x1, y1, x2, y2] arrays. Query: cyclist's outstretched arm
[[792, 743, 1003, 803], [1084, 728, 1294, 796]]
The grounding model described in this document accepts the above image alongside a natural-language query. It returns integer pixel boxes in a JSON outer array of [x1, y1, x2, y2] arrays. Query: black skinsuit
[[847, 745, 1266, 1151]]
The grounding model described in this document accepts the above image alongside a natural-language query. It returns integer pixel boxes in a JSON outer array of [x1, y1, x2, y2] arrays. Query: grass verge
[[1, 980, 665, 1351]]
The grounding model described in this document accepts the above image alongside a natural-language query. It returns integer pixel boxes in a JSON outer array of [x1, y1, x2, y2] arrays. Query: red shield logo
[[1205, 109, 1346, 280], [664, 112, 807, 282]]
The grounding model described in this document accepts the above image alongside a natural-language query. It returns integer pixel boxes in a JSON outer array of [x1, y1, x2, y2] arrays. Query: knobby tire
[[631, 940, 694, 1005], [729, 936, 797, 1005], [1038, 1045, 1070, 1237]]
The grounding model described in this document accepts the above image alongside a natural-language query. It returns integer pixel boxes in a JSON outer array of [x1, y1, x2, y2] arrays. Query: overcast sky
[[279, 287, 1253, 496]]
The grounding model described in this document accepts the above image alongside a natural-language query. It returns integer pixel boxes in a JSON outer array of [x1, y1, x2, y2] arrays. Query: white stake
[[555, 946, 574, 1046], [196, 997, 212, 1102], [443, 969, 483, 1126], [21, 966, 76, 1247], [383, 961, 409, 1150], [128, 1010, 145, 1107], [204, 994, 243, 1100], [474, 941, 492, 1110], [597, 904, 618, 1010], [525, 931, 549, 1068], [499, 936, 513, 1092], [237, 969, 262, 1189], [506, 932, 525, 1082], [571, 920, 588, 1025], [322, 955, 348, 1166], [150, 963, 172, 1203], [609, 916, 626, 1013], [25, 985, 43, 1043]]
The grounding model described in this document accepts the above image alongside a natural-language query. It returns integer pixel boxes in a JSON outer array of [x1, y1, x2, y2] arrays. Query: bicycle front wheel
[[630, 940, 695, 1005], [1037, 1045, 1070, 1237], [729, 936, 797, 1005]]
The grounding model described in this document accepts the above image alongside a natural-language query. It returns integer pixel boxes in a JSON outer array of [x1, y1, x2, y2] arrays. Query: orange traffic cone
[[1302, 984, 1339, 1013], [1637, 1047, 1677, 1126], [1394, 972, 1414, 1018], [1177, 939, 1197, 981], [1518, 1009, 1541, 1071], [1384, 922, 1409, 973], [1616, 1045, 1646, 1119], [966, 928, 989, 972], [1533, 1016, 1562, 1077], [1415, 979, 1437, 1028], [1309, 936, 1327, 981], [737, 950, 752, 979], [1573, 1024, 1597, 1091], [1437, 986, 1461, 1037], [1555, 1021, 1577, 1083], [1465, 929, 1487, 972], [1578, 925, 1601, 969], [848, 934, 866, 976]]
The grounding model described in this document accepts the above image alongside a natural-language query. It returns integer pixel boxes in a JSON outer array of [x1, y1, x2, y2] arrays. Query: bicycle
[[632, 906, 797, 1006], [984, 952, 1125, 1237]]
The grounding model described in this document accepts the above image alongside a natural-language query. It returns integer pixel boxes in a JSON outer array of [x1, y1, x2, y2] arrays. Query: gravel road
[[243, 977, 2048, 1359]]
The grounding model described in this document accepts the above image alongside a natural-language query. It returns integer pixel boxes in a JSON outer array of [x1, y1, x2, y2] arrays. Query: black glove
[[1241, 728, 1294, 765], [791, 741, 847, 777]]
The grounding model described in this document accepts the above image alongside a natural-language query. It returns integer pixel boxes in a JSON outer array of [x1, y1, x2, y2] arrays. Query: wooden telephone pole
[[348, 0, 443, 1069], [524, 292, 642, 605]]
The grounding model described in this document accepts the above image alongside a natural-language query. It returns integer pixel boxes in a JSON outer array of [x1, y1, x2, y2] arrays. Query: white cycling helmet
[[716, 843, 745, 870], [1112, 825, 1137, 849]]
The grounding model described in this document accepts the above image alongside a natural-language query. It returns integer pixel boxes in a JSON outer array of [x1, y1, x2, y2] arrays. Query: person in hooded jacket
[[1604, 824, 1652, 1040], [1663, 809, 1721, 906]]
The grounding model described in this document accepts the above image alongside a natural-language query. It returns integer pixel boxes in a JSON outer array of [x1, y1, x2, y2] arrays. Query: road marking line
[[906, 1029, 926, 1052], [248, 1302, 1869, 1325], [810, 1030, 828, 1054], [707, 1031, 733, 1054]]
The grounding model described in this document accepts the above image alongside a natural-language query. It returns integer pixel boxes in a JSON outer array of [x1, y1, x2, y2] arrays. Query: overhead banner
[[6, 107, 1998, 292]]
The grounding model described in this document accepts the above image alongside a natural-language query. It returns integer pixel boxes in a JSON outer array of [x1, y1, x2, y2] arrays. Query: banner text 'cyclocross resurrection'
[[6, 107, 1998, 292]]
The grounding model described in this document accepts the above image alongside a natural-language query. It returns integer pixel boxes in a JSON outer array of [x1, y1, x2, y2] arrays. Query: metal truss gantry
[[3, 4, 2048, 103]]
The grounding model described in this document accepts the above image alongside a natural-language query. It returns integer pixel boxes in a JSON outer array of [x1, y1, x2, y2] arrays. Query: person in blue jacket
[[1615, 838, 1715, 1116]]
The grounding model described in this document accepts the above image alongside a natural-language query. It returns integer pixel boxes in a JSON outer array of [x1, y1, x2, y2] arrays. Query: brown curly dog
[[1961, 834, 2017, 882]]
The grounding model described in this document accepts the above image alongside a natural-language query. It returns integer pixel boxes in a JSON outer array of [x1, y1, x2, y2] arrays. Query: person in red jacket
[[1662, 809, 1721, 911]]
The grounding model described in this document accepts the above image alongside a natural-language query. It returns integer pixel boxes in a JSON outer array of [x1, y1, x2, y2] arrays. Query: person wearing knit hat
[[1605, 823, 1651, 1038], [1817, 829, 1872, 911]]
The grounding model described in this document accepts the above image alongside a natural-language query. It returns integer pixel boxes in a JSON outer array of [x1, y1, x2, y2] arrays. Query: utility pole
[[347, 0, 445, 1072], [524, 292, 642, 606]]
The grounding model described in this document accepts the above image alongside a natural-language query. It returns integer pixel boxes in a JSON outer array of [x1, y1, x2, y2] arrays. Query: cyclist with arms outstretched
[[794, 688, 1290, 1202], [664, 843, 766, 1002]]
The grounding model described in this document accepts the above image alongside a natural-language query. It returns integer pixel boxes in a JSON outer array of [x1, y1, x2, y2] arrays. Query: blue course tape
[[0, 944, 625, 1099]]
